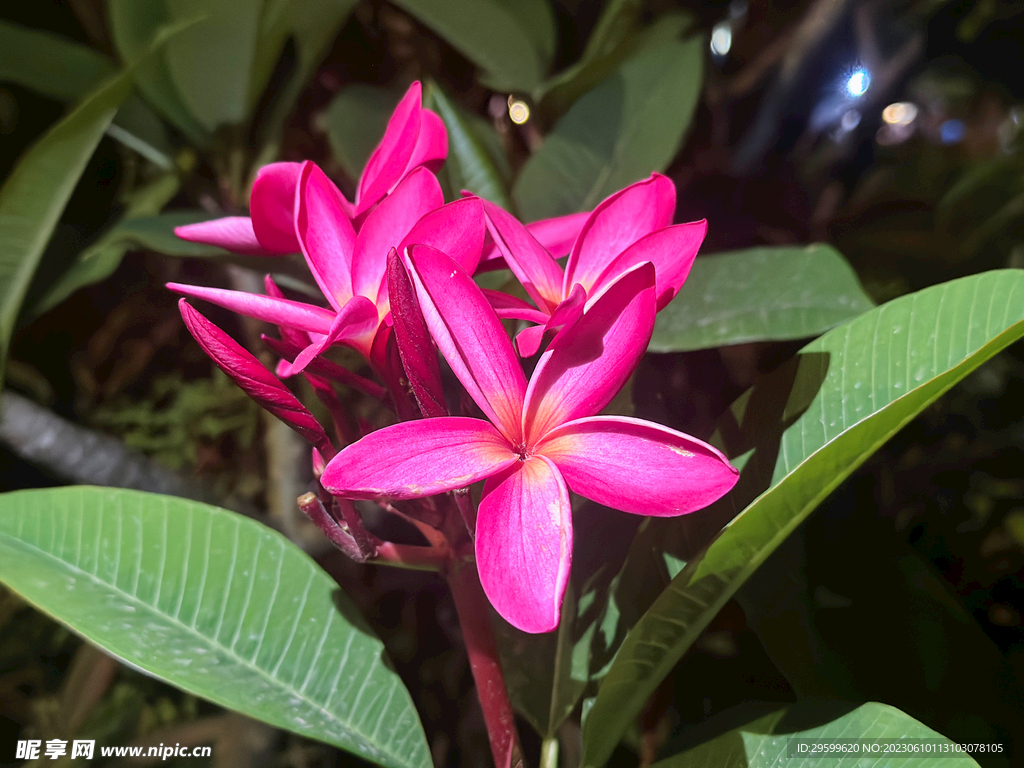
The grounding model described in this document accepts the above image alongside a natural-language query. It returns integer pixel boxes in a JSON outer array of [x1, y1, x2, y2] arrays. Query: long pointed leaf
[[0, 21, 116, 101], [582, 269, 1024, 767], [0, 70, 133, 384], [0, 487, 431, 768]]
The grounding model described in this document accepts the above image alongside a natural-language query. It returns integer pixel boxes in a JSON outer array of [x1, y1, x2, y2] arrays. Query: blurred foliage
[[88, 369, 259, 472]]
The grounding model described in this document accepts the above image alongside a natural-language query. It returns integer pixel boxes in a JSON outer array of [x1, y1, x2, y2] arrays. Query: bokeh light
[[508, 99, 530, 125], [710, 22, 733, 57], [882, 102, 918, 126], [845, 68, 870, 98]]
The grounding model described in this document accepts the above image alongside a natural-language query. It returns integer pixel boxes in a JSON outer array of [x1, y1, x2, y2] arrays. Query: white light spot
[[845, 68, 870, 98], [710, 22, 732, 56]]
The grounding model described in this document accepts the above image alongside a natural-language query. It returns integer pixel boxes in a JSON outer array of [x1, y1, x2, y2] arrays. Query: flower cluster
[[172, 81, 738, 633]]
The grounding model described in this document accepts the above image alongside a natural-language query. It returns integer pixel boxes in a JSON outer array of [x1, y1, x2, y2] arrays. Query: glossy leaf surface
[[0, 487, 431, 768], [582, 270, 1024, 767], [649, 245, 875, 352]]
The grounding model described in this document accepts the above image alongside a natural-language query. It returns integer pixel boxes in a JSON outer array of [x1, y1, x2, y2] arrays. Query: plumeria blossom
[[169, 163, 484, 370], [173, 82, 446, 255], [321, 245, 738, 633], [484, 173, 707, 356]]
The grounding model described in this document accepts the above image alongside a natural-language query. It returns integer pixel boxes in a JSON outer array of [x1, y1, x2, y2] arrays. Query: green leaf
[[256, 0, 360, 151], [649, 245, 875, 353], [498, 0, 557, 71], [389, 0, 553, 92], [324, 85, 401, 181], [107, 0, 209, 144], [497, 585, 589, 738], [535, 10, 692, 119], [0, 487, 432, 768], [581, 269, 1024, 767], [161, 0, 263, 130], [0, 21, 116, 102], [514, 35, 703, 220], [110, 211, 234, 257], [0, 22, 174, 167], [427, 84, 511, 208], [30, 173, 182, 318], [89, 211, 313, 280], [652, 703, 980, 768], [0, 70, 133, 384]]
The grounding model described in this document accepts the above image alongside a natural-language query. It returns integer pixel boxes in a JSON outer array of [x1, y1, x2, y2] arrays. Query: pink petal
[[276, 295, 380, 375], [398, 195, 485, 281], [406, 108, 448, 173], [321, 417, 517, 499], [351, 167, 443, 300], [355, 82, 422, 214], [167, 282, 336, 335], [514, 283, 586, 358], [264, 275, 312, 348], [250, 162, 303, 253], [264, 335, 387, 401], [564, 174, 676, 294], [523, 263, 656, 444], [387, 248, 447, 418], [536, 416, 739, 515], [174, 217, 275, 256], [477, 210, 590, 272], [296, 162, 358, 310], [591, 220, 707, 310], [484, 290, 550, 324], [527, 210, 590, 258], [514, 325, 548, 360], [476, 455, 571, 633], [406, 244, 527, 443], [178, 300, 331, 453], [483, 201, 565, 311]]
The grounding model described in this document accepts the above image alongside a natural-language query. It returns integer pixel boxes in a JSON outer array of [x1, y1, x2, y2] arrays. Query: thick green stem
[[540, 736, 559, 768]]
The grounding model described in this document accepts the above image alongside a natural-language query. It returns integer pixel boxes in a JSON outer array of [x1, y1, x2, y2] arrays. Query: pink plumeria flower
[[173, 81, 447, 254], [484, 173, 707, 357], [169, 163, 483, 370], [321, 245, 738, 633]]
